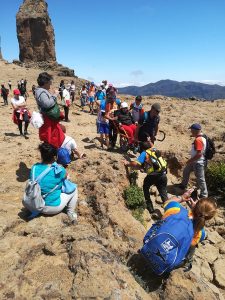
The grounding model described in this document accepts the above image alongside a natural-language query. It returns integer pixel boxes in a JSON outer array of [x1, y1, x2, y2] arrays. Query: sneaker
[[67, 212, 78, 223]]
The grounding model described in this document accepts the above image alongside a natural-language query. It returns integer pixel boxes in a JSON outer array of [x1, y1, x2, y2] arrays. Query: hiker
[[59, 80, 65, 100], [88, 82, 96, 114], [141, 191, 217, 275], [134, 102, 161, 149], [11, 89, 30, 136], [35, 72, 65, 148], [19, 83, 27, 99], [97, 110, 110, 149], [61, 85, 71, 122], [106, 83, 117, 100], [1, 84, 9, 105], [177, 123, 208, 198], [60, 124, 85, 159], [116, 102, 137, 146], [95, 86, 105, 102], [105, 94, 120, 149], [124, 141, 167, 213], [80, 85, 88, 110], [130, 95, 144, 123], [32, 85, 36, 97], [70, 80, 76, 103], [25, 142, 78, 222], [101, 80, 108, 93], [8, 80, 12, 90]]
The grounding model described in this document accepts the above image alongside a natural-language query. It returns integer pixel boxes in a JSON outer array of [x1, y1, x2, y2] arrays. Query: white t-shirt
[[62, 89, 70, 100], [11, 96, 26, 111], [61, 135, 77, 155]]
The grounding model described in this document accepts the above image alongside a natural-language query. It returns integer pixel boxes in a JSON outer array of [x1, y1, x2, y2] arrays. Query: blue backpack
[[57, 147, 71, 165], [141, 206, 194, 275]]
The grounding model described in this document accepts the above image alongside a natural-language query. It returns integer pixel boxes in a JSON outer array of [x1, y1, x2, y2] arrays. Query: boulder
[[16, 0, 56, 63], [213, 259, 225, 288]]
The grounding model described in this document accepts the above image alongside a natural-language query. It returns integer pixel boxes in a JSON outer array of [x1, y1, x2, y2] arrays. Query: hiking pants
[[3, 95, 8, 105], [70, 91, 75, 102], [181, 162, 208, 198], [15, 111, 29, 134], [143, 173, 168, 205], [42, 189, 78, 215], [63, 106, 69, 121], [109, 121, 117, 147]]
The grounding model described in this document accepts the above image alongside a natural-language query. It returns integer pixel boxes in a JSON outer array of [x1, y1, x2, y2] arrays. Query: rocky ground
[[0, 60, 225, 299]]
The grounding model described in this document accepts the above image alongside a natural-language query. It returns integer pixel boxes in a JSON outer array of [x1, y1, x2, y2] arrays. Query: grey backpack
[[23, 166, 58, 212]]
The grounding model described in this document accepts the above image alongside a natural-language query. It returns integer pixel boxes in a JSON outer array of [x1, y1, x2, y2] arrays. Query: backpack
[[203, 134, 216, 160], [145, 149, 167, 175], [57, 147, 71, 165], [141, 206, 194, 275], [23, 166, 59, 212]]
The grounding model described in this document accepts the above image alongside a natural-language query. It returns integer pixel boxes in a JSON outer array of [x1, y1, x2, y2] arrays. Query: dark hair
[[71, 80, 74, 84], [37, 72, 53, 87], [135, 95, 142, 101], [192, 197, 217, 234], [38, 142, 57, 163]]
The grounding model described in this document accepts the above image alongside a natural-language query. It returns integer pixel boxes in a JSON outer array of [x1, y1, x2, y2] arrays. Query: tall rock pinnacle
[[16, 0, 56, 63]]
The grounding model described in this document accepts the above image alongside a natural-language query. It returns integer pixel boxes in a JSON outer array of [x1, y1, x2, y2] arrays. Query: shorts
[[89, 96, 94, 103], [97, 123, 109, 135]]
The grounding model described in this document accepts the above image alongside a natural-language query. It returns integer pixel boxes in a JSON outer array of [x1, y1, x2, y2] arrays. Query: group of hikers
[[7, 71, 218, 275]]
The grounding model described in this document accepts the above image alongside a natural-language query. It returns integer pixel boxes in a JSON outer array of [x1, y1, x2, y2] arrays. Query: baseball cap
[[121, 102, 128, 108], [152, 103, 161, 112], [13, 89, 21, 95], [189, 123, 201, 130]]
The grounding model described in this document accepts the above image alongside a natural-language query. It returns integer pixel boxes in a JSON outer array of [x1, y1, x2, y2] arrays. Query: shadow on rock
[[5, 132, 20, 137], [127, 252, 166, 293], [16, 162, 30, 182]]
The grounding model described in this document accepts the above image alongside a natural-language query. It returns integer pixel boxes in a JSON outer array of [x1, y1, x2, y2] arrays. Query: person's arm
[[134, 124, 140, 141], [124, 160, 142, 170], [154, 123, 159, 137]]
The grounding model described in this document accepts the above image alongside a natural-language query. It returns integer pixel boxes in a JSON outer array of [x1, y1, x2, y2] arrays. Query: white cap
[[121, 102, 128, 108]]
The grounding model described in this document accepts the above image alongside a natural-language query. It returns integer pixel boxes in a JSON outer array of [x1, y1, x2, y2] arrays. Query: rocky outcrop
[[16, 0, 56, 63]]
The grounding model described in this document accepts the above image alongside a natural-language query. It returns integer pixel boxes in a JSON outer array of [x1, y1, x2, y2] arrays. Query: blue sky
[[1, 0, 225, 87]]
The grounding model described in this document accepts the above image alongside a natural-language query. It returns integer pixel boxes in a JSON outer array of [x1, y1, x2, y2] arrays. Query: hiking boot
[[24, 130, 28, 136], [146, 202, 154, 214], [67, 212, 78, 224]]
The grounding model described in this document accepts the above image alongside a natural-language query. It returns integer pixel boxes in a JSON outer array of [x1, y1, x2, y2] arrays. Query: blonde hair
[[192, 197, 217, 234]]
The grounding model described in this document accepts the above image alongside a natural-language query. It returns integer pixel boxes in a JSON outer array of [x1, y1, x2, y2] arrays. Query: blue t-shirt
[[30, 162, 66, 206], [100, 99, 106, 111], [96, 91, 105, 100]]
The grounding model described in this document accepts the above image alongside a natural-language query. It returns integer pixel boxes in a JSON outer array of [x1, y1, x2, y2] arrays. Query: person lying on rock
[[124, 141, 167, 213], [140, 190, 217, 275]]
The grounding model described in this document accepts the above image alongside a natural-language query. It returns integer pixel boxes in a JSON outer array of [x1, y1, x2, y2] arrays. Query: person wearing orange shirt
[[179, 123, 208, 198]]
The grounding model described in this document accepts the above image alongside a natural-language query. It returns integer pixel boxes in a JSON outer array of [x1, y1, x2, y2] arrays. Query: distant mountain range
[[117, 80, 225, 100]]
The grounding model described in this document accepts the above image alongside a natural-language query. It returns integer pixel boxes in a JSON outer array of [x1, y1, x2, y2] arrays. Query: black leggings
[[64, 106, 69, 121]]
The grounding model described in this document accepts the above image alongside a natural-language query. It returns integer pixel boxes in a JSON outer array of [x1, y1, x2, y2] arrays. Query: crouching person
[[23, 142, 78, 223], [124, 141, 167, 213], [140, 191, 217, 276]]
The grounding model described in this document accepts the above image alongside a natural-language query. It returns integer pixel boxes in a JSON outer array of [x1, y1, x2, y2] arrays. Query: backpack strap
[[32, 165, 60, 198]]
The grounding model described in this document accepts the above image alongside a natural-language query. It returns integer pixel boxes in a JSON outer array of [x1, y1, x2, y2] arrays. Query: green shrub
[[132, 208, 145, 225], [206, 162, 225, 197], [124, 185, 145, 209]]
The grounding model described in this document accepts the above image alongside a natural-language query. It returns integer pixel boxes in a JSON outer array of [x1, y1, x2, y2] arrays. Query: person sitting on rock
[[23, 142, 78, 223], [60, 124, 85, 159], [124, 140, 167, 213], [11, 89, 30, 136], [116, 102, 137, 147]]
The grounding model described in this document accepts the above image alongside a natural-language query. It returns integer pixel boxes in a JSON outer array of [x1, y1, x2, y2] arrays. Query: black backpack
[[203, 134, 216, 160]]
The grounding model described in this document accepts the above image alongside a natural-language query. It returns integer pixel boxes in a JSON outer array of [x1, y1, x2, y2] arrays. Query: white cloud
[[200, 80, 225, 86], [130, 70, 144, 77]]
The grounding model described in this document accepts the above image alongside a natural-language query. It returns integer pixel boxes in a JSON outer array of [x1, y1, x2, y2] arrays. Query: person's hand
[[180, 188, 195, 202], [123, 160, 129, 167]]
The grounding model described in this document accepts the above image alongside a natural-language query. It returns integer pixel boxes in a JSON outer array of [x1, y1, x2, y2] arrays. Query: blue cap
[[189, 123, 201, 130]]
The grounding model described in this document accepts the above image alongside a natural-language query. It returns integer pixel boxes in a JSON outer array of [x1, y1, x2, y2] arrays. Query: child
[[97, 110, 110, 149], [130, 95, 144, 123]]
